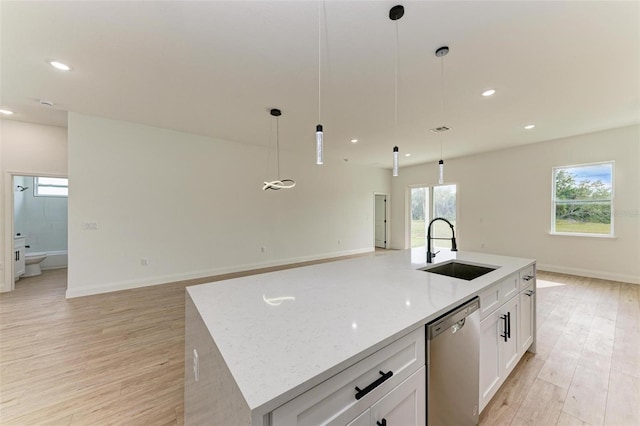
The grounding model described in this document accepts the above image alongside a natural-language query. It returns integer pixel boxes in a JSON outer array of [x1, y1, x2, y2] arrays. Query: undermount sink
[[419, 261, 497, 281]]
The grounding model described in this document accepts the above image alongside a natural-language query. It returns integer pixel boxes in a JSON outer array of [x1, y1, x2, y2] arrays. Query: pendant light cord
[[394, 19, 399, 137], [276, 116, 280, 179], [440, 54, 444, 160], [318, 0, 322, 123]]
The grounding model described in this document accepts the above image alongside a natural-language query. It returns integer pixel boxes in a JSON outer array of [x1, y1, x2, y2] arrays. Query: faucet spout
[[426, 217, 458, 263]]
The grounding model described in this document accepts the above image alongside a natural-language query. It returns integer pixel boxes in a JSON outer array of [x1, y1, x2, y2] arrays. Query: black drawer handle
[[506, 311, 511, 339], [355, 370, 393, 400], [377, 419, 387, 426]]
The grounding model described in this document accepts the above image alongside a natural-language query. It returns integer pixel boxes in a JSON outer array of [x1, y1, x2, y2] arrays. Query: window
[[34, 177, 68, 197], [552, 162, 613, 236], [410, 184, 457, 248]]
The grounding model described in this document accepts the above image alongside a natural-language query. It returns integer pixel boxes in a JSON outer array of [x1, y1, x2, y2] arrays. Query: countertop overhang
[[186, 248, 535, 417]]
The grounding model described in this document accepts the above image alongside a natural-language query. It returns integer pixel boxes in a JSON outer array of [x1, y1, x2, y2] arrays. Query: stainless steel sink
[[419, 261, 496, 281]]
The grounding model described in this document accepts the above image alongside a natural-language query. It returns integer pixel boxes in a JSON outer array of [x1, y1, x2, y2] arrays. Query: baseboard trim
[[537, 263, 640, 285], [65, 248, 374, 298]]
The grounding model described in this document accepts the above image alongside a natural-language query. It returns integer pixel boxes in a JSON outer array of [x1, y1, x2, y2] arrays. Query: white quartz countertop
[[186, 248, 534, 416]]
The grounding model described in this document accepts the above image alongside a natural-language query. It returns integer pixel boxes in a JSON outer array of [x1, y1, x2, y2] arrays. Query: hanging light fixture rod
[[315, 0, 324, 165], [389, 5, 404, 177], [436, 45, 450, 185]]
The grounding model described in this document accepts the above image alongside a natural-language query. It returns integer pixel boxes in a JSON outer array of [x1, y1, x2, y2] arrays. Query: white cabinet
[[519, 283, 535, 353], [347, 367, 426, 426], [369, 366, 425, 426], [272, 328, 424, 426], [14, 237, 26, 280], [479, 265, 535, 412], [479, 296, 519, 410]]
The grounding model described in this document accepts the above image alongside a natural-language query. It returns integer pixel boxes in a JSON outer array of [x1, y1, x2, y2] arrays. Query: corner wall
[[0, 120, 68, 291], [67, 113, 391, 297], [390, 125, 640, 284]]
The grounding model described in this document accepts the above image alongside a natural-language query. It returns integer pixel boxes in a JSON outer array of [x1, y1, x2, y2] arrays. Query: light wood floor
[[1, 267, 638, 425]]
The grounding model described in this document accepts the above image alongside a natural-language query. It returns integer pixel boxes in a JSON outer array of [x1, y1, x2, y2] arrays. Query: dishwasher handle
[[427, 297, 480, 340]]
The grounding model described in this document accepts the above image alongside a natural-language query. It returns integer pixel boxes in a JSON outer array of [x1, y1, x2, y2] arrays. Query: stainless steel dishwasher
[[427, 297, 480, 425]]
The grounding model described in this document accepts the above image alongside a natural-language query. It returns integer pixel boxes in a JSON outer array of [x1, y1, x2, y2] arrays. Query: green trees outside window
[[553, 162, 613, 235]]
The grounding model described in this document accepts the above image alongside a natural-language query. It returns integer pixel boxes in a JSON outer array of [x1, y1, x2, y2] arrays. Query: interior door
[[375, 195, 387, 248]]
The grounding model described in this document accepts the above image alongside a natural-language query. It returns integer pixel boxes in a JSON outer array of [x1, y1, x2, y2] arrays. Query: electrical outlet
[[338, 239, 342, 245], [193, 349, 199, 382], [141, 258, 149, 266], [261, 247, 266, 253], [82, 222, 98, 231]]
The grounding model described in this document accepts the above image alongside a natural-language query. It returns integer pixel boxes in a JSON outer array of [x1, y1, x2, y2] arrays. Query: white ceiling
[[1, 1, 639, 169]]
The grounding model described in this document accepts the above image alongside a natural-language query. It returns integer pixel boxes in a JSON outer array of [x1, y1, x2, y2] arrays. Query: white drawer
[[501, 273, 519, 303], [479, 273, 518, 320], [519, 265, 535, 290], [272, 327, 425, 426], [478, 282, 501, 320]]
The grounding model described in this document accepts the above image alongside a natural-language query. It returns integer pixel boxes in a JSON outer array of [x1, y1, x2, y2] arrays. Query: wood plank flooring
[[1, 266, 638, 425]]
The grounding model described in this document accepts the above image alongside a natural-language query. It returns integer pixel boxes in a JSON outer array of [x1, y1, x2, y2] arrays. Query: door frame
[[3, 171, 68, 292], [373, 192, 389, 249]]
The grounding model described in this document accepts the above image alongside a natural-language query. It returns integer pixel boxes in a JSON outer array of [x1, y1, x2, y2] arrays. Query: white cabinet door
[[479, 295, 520, 411], [370, 366, 426, 426], [347, 409, 370, 426], [479, 310, 502, 411], [501, 296, 520, 375], [519, 283, 535, 353]]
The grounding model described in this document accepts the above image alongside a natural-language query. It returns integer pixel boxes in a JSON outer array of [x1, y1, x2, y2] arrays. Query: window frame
[[551, 161, 614, 238], [408, 183, 458, 249], [34, 177, 69, 198]]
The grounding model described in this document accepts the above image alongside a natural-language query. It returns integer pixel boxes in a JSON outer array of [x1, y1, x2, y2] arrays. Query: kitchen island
[[184, 248, 536, 425]]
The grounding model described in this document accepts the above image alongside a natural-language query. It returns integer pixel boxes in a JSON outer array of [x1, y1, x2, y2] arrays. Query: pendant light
[[315, 1, 324, 165], [389, 5, 404, 177], [436, 45, 449, 185], [263, 108, 296, 191], [393, 146, 399, 176]]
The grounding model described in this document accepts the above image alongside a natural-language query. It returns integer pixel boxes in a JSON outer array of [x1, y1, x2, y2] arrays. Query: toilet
[[23, 252, 47, 277]]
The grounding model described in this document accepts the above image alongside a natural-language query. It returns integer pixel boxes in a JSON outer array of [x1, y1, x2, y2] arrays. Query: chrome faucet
[[426, 217, 458, 263]]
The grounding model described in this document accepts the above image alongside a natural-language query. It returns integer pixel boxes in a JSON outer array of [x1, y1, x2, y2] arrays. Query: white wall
[[67, 113, 391, 297], [390, 125, 640, 284], [0, 120, 68, 291]]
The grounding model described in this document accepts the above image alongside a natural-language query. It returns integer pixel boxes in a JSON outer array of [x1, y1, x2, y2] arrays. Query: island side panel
[[185, 291, 251, 425]]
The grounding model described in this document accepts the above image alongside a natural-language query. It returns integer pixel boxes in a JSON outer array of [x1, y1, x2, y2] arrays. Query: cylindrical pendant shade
[[316, 124, 323, 165], [438, 159, 444, 184], [393, 146, 399, 177]]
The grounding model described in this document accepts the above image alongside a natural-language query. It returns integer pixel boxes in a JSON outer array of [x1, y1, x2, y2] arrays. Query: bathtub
[[37, 250, 68, 270]]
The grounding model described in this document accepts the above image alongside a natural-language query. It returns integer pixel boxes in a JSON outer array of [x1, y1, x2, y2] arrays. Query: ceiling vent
[[430, 126, 451, 134]]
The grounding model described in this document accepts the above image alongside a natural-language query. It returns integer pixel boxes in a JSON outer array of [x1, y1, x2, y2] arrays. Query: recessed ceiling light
[[482, 89, 496, 97], [0, 109, 14, 115], [524, 124, 536, 130], [48, 60, 71, 71], [350, 139, 358, 143], [404, 153, 411, 157]]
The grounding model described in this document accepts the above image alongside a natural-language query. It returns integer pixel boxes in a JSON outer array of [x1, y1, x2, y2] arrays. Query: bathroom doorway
[[11, 174, 68, 287], [374, 193, 388, 249]]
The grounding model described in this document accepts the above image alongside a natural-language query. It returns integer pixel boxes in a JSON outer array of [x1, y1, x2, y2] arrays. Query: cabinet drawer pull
[[377, 419, 387, 426], [525, 290, 536, 297], [354, 370, 393, 400], [500, 313, 510, 342], [522, 275, 534, 281]]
